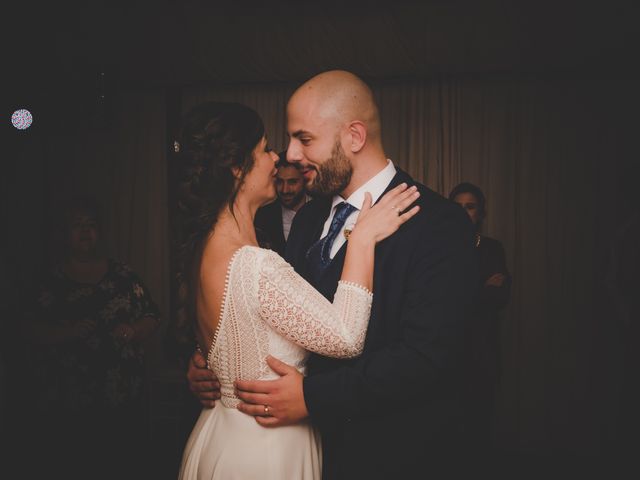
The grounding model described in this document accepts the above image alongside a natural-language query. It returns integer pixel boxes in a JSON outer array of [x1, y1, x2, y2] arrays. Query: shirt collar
[[330, 159, 397, 211]]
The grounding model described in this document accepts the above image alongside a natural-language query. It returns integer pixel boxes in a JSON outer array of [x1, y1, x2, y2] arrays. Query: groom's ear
[[347, 121, 367, 153]]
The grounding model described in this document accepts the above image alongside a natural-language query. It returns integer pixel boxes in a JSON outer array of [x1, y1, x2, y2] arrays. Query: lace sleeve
[[257, 251, 373, 358]]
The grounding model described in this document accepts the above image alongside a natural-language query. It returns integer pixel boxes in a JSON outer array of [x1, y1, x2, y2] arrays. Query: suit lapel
[[326, 169, 413, 264], [379, 169, 413, 199], [289, 198, 332, 282]]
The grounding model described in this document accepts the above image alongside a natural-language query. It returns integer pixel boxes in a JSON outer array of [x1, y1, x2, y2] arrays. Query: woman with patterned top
[[175, 102, 420, 480], [22, 195, 160, 479]]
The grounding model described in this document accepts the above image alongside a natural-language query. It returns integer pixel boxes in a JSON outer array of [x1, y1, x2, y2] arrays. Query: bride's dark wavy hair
[[175, 102, 265, 351]]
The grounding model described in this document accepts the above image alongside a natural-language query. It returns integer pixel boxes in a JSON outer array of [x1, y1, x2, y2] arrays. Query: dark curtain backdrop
[[2, 71, 633, 461], [177, 73, 630, 458], [2, 89, 170, 383]]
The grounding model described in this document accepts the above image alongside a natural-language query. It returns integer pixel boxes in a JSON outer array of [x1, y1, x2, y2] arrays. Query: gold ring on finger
[[264, 405, 270, 415]]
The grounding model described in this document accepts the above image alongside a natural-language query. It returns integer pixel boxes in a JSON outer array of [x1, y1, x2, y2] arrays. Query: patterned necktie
[[306, 202, 357, 282]]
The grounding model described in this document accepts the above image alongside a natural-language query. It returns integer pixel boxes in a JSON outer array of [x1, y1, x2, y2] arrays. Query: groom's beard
[[307, 138, 352, 197]]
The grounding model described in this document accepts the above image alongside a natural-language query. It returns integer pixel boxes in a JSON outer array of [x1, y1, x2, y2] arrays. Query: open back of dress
[[179, 246, 372, 480]]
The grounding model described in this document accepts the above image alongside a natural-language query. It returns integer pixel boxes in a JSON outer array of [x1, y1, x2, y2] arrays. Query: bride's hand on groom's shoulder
[[350, 183, 420, 245], [235, 355, 309, 427]]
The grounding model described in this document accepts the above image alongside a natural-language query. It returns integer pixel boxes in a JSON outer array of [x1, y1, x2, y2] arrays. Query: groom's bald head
[[286, 70, 387, 198], [287, 70, 381, 144]]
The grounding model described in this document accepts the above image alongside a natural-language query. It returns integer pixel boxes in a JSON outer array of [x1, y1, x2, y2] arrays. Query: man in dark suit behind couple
[[187, 70, 477, 479], [254, 151, 308, 257]]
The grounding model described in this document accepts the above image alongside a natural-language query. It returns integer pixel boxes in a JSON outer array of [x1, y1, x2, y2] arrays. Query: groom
[[187, 70, 477, 478]]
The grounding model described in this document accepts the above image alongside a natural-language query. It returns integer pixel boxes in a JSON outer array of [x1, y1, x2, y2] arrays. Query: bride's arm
[[258, 259, 372, 358], [257, 184, 420, 358]]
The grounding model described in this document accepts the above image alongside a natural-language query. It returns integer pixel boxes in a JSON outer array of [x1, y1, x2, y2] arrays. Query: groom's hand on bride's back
[[235, 355, 309, 427], [187, 350, 221, 408]]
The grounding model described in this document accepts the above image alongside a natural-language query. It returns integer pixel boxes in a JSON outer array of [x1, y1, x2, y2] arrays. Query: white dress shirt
[[321, 160, 397, 259], [281, 207, 297, 241], [281, 195, 311, 241]]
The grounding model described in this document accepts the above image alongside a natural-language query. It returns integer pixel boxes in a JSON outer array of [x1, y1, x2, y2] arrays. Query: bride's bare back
[[196, 235, 247, 353]]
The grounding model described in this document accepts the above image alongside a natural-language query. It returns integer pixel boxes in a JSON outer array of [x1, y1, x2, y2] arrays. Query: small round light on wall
[[12, 109, 33, 130]]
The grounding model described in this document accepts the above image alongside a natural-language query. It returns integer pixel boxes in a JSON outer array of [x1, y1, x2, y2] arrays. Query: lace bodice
[[207, 246, 372, 408]]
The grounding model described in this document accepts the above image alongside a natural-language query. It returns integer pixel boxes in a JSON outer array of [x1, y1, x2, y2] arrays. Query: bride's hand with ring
[[348, 183, 420, 245]]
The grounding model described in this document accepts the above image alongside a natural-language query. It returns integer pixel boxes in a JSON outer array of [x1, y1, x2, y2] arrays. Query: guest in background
[[21, 195, 161, 479], [449, 182, 511, 463], [254, 151, 309, 256]]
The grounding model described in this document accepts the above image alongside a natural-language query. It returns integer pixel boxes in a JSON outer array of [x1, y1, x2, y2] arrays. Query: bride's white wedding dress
[[179, 246, 372, 480]]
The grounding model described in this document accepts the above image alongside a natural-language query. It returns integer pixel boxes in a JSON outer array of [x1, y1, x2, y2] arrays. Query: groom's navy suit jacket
[[285, 169, 477, 479]]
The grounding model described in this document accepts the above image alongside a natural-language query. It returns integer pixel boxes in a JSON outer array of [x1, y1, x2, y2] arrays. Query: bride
[[177, 101, 419, 480]]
